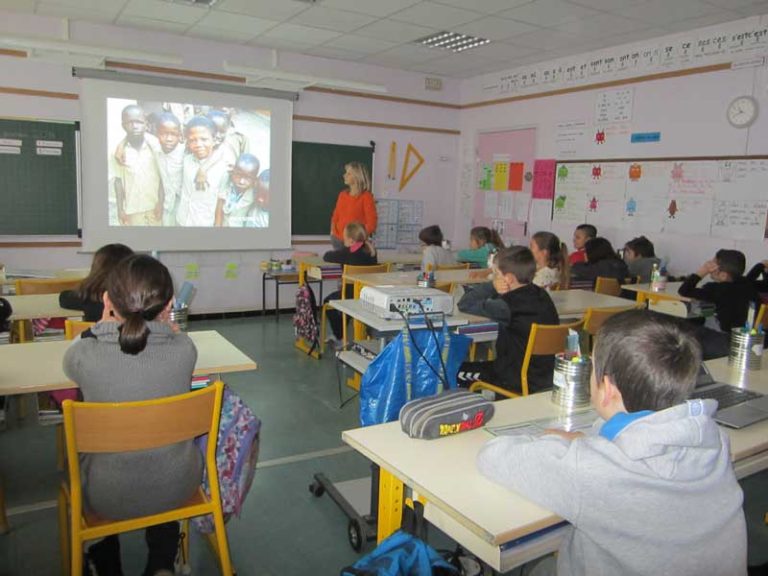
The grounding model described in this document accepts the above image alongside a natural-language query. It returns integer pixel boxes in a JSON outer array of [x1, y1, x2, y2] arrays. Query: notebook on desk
[[691, 364, 768, 429]]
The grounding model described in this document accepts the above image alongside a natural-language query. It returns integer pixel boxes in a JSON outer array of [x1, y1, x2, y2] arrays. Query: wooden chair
[[470, 319, 585, 399], [14, 277, 82, 342], [755, 303, 768, 331], [64, 320, 94, 341], [583, 305, 641, 350], [58, 382, 233, 576], [426, 263, 470, 272], [648, 299, 688, 318], [594, 276, 621, 297]]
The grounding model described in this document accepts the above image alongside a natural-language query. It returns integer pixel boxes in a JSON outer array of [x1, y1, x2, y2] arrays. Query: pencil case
[[399, 390, 494, 440]]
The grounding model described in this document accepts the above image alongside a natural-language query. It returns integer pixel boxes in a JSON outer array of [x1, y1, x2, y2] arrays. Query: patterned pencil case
[[399, 389, 494, 440]]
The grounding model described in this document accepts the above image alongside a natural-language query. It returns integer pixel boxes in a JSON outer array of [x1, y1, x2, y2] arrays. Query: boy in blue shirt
[[477, 310, 746, 576]]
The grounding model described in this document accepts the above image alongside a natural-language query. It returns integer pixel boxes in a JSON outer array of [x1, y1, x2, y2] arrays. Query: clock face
[[727, 96, 758, 128]]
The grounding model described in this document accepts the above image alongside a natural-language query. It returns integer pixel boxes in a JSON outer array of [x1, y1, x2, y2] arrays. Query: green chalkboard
[[292, 141, 373, 235], [0, 119, 78, 236]]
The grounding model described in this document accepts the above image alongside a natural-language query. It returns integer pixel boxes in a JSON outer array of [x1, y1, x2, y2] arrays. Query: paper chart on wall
[[583, 163, 627, 227], [484, 190, 498, 218], [498, 191, 513, 220], [661, 162, 718, 236], [552, 163, 590, 224]]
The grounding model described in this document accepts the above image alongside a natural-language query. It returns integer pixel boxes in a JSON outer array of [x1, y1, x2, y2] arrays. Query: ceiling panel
[[288, 6, 378, 32], [364, 43, 444, 66], [554, 13, 651, 38], [498, 0, 601, 27], [431, 0, 535, 14], [505, 28, 584, 50], [258, 22, 342, 45], [216, 0, 309, 20], [620, 0, 725, 25], [452, 15, 541, 41], [388, 2, 483, 29], [122, 0, 207, 25], [321, 34, 399, 55], [353, 18, 437, 43], [116, 14, 191, 34], [317, 0, 422, 19], [193, 11, 278, 35], [35, 2, 121, 22]]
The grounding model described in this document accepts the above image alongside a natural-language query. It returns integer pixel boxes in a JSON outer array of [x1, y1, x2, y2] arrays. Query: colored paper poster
[[478, 164, 492, 190], [552, 164, 590, 224], [532, 159, 556, 199], [225, 263, 239, 280], [711, 200, 768, 241], [484, 190, 498, 218], [508, 162, 524, 191], [493, 161, 509, 191], [185, 263, 199, 280], [661, 195, 714, 236]]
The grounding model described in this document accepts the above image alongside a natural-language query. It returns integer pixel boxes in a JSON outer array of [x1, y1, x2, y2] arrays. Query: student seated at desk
[[418, 225, 455, 272], [59, 243, 134, 322], [678, 249, 759, 359], [623, 235, 660, 283], [456, 226, 503, 267], [570, 237, 628, 288], [323, 221, 377, 346], [477, 310, 747, 576], [567, 223, 596, 266], [456, 246, 558, 394], [745, 258, 768, 297], [64, 255, 200, 576], [530, 231, 568, 290]]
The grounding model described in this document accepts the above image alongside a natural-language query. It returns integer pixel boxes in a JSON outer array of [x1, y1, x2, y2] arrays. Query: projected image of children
[[107, 98, 271, 228]]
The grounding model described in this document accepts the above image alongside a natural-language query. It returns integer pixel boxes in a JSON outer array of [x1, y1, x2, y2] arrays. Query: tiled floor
[[1, 314, 767, 575]]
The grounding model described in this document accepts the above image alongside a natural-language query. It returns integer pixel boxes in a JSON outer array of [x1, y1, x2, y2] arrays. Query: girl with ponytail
[[530, 231, 569, 290], [63, 254, 200, 575]]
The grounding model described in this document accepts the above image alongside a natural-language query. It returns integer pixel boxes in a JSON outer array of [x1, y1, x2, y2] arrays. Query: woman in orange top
[[330, 162, 377, 250]]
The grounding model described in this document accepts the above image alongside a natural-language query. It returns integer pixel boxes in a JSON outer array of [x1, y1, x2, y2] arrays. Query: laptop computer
[[690, 364, 768, 429]]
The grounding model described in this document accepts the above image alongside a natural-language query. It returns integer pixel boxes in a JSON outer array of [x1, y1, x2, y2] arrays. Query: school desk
[[343, 269, 491, 291], [5, 293, 84, 321], [0, 329, 257, 396], [621, 281, 687, 303], [342, 356, 768, 572]]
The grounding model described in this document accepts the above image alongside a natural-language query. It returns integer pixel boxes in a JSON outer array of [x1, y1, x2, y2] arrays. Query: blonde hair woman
[[330, 161, 377, 250]]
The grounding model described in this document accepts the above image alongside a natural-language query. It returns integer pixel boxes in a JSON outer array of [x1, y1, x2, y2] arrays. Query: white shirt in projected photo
[[176, 151, 230, 227]]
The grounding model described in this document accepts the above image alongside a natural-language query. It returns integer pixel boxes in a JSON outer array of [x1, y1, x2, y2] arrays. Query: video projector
[[360, 286, 454, 320]]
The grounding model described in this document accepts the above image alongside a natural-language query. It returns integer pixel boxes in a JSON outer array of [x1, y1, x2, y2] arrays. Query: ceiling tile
[[732, 1, 768, 17], [389, 2, 483, 29], [431, 0, 534, 14], [288, 6, 377, 32], [554, 13, 650, 38], [215, 0, 309, 20], [703, 0, 767, 8], [453, 15, 540, 40], [122, 0, 207, 25], [567, 0, 651, 11], [1, 0, 35, 11], [116, 14, 190, 34], [353, 19, 437, 43], [321, 34, 398, 55], [620, 0, 724, 25], [193, 11, 277, 35], [185, 27, 253, 42], [661, 11, 742, 32], [259, 22, 342, 45], [498, 0, 600, 27], [505, 28, 583, 50], [365, 43, 444, 65], [318, 0, 422, 19], [35, 2, 120, 22], [307, 46, 368, 61], [248, 36, 316, 52], [466, 42, 539, 60]]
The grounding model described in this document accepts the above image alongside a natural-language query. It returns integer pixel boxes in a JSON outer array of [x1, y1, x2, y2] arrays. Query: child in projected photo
[[215, 153, 268, 228], [175, 116, 230, 227], [113, 104, 163, 226], [208, 109, 249, 168], [154, 112, 184, 226]]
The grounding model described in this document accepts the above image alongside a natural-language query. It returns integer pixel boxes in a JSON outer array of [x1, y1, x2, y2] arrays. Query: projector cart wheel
[[348, 518, 363, 552], [309, 481, 325, 497]]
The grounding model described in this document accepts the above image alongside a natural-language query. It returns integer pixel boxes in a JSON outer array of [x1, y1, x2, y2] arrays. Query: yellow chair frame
[[13, 277, 82, 342], [58, 382, 233, 576], [755, 303, 768, 331], [64, 320, 95, 341], [593, 276, 621, 297], [470, 318, 585, 399], [583, 305, 641, 336]]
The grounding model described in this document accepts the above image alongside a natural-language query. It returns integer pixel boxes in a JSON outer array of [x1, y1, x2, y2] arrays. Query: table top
[[296, 252, 423, 268], [345, 269, 490, 288], [6, 293, 85, 320], [329, 299, 472, 333], [621, 282, 688, 301], [0, 330, 257, 395], [548, 289, 636, 317], [343, 356, 768, 551], [1, 268, 89, 286]]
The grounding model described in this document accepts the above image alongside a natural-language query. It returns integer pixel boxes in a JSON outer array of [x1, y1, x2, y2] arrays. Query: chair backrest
[[341, 263, 391, 299], [594, 276, 621, 297], [648, 299, 688, 318], [65, 320, 95, 341], [15, 277, 82, 295], [520, 319, 584, 396], [583, 305, 640, 336], [63, 381, 224, 455], [756, 303, 768, 331], [427, 263, 470, 272]]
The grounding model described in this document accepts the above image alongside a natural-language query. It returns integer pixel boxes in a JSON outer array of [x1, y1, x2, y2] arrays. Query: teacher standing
[[330, 162, 377, 250]]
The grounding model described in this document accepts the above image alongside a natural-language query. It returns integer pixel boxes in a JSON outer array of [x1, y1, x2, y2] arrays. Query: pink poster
[[533, 159, 557, 199]]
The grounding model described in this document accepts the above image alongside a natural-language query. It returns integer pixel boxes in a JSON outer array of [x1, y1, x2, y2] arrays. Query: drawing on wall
[[671, 162, 684, 182], [629, 163, 642, 181], [592, 165, 602, 179], [478, 163, 492, 189], [589, 196, 598, 212], [399, 143, 424, 192], [557, 165, 569, 180], [555, 195, 567, 212], [626, 197, 637, 217], [595, 130, 606, 144], [667, 199, 678, 218]]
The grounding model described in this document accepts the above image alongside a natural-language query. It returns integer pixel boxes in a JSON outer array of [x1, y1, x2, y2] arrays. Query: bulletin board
[[552, 157, 768, 241]]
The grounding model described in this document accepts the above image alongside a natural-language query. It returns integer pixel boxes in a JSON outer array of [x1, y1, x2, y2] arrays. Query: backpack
[[293, 278, 320, 355], [193, 385, 261, 533]]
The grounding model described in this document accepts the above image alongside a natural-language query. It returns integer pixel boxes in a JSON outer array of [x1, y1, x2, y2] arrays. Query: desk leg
[[262, 273, 267, 317], [275, 279, 280, 323], [377, 468, 404, 544], [0, 475, 9, 535]]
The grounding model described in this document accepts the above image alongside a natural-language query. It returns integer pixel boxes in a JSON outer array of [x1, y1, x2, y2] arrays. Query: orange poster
[[508, 162, 524, 191]]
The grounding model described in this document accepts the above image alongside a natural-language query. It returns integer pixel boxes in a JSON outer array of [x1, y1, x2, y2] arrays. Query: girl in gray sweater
[[64, 254, 201, 576]]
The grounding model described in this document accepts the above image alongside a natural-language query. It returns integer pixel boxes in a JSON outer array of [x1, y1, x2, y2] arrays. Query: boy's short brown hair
[[495, 246, 536, 284], [593, 310, 701, 412]]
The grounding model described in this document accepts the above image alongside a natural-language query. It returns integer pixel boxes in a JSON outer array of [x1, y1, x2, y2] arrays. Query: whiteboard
[[552, 158, 768, 242]]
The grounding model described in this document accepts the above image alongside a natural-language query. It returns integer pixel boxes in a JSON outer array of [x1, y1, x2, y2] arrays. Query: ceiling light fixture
[[416, 31, 490, 53]]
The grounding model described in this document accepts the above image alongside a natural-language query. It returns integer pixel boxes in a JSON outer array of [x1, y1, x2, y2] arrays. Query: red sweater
[[331, 190, 377, 240], [569, 248, 586, 265]]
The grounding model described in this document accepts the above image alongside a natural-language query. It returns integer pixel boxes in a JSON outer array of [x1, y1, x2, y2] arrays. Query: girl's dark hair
[[531, 231, 569, 288], [78, 243, 134, 302], [419, 225, 443, 246], [107, 255, 174, 356], [585, 237, 618, 264], [471, 226, 504, 250], [624, 236, 655, 258]]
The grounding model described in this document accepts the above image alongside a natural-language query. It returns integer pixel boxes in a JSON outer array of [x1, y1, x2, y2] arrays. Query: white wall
[[458, 14, 768, 276], [0, 10, 460, 313]]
